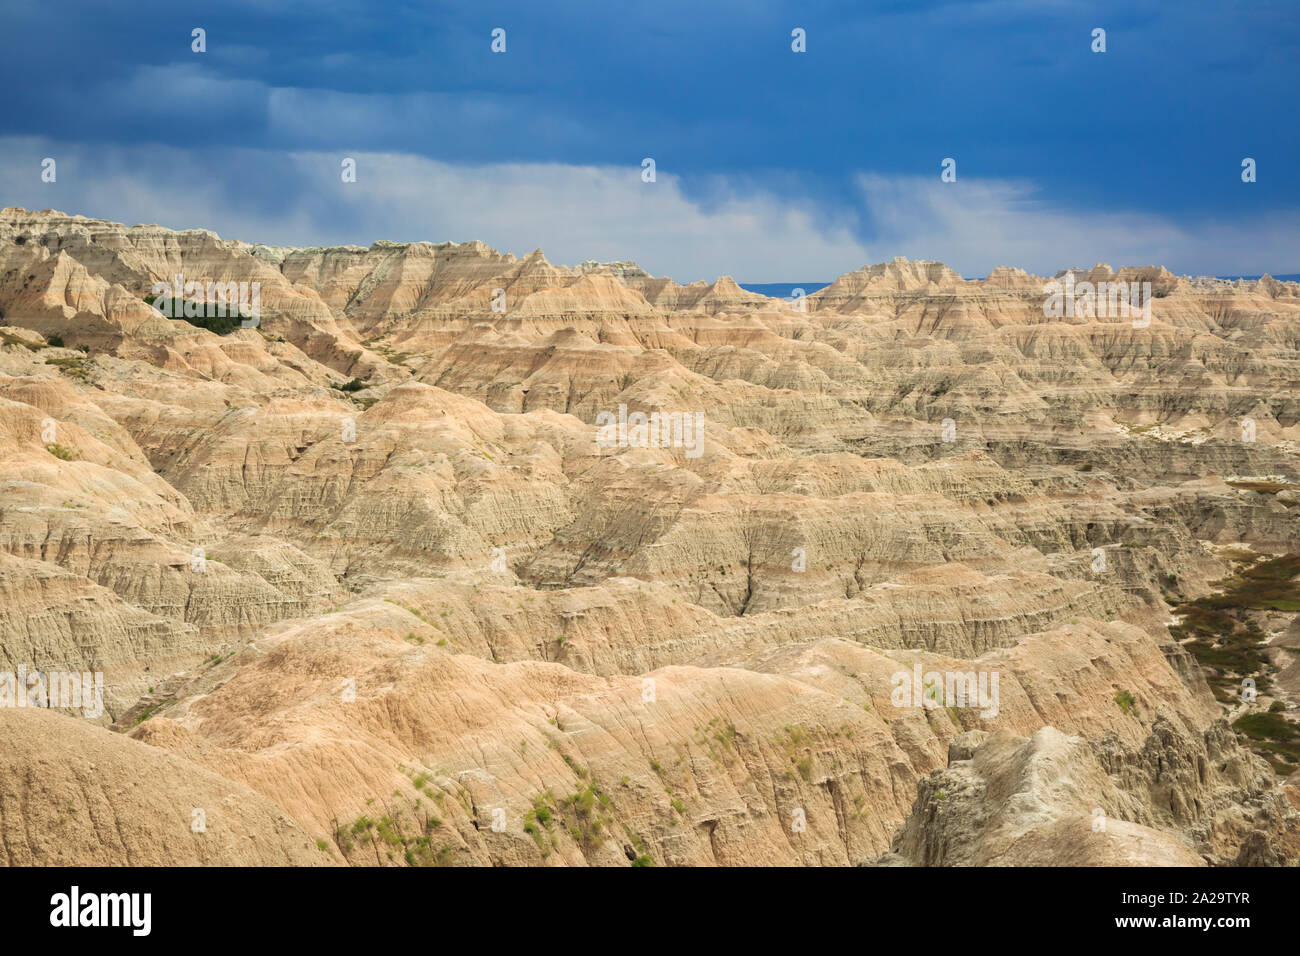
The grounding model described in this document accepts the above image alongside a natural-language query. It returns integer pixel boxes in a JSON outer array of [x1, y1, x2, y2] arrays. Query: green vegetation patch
[[1170, 554, 1300, 702], [332, 805, 452, 866], [1233, 711, 1300, 775], [1171, 553, 1300, 773], [44, 355, 90, 382], [44, 442, 77, 461], [144, 294, 244, 336]]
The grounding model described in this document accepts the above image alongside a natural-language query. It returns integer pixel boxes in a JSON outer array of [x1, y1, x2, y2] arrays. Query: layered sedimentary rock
[[873, 721, 1300, 866], [1, 206, 1298, 866]]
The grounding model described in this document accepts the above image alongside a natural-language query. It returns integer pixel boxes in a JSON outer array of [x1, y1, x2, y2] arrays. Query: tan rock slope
[[0, 707, 328, 865], [1, 206, 1298, 866]]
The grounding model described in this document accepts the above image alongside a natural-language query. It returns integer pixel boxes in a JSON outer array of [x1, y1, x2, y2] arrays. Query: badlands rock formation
[[1, 206, 1298, 866]]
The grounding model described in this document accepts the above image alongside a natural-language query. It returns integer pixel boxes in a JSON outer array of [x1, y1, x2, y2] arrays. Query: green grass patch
[[1171, 555, 1300, 701], [1233, 711, 1300, 774], [1174, 554, 1300, 773], [332, 801, 453, 866], [145, 294, 245, 336], [1201, 554, 1300, 612], [44, 442, 76, 461], [44, 355, 89, 381]]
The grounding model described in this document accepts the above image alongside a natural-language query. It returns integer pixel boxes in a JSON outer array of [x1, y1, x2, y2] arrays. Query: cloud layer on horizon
[[2, 137, 1296, 282]]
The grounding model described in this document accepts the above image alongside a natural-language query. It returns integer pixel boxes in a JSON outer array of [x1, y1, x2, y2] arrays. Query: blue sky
[[1, 0, 1296, 280]]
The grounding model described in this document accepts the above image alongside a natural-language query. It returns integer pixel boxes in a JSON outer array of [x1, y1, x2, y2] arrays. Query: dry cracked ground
[[2, 205, 1300, 866]]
